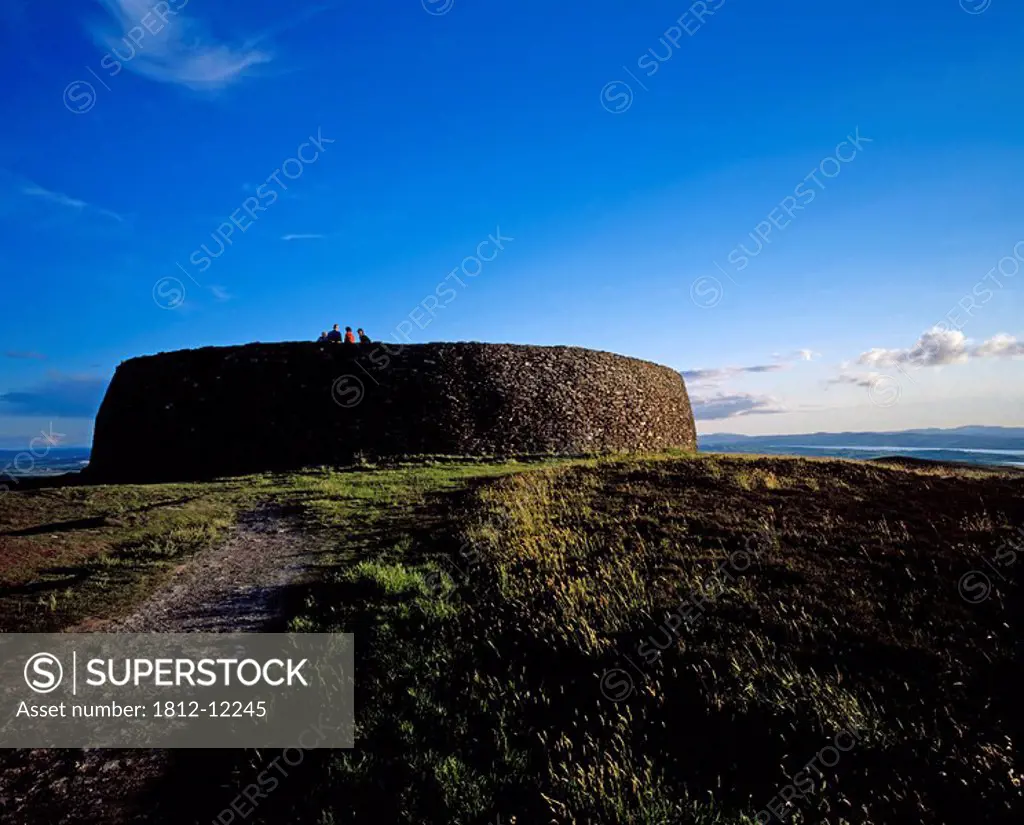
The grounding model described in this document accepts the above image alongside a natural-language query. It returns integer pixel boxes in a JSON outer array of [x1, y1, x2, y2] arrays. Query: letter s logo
[[331, 375, 365, 408], [152, 276, 186, 310], [600, 81, 634, 114], [599, 668, 634, 702], [25, 653, 63, 694], [689, 275, 724, 309], [958, 571, 991, 604]]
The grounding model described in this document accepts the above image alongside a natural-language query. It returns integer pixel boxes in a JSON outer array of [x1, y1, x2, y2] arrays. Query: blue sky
[[1, 0, 1022, 447]]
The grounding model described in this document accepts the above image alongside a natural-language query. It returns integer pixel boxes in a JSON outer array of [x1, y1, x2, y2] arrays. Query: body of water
[[0, 448, 91, 479], [3, 444, 1023, 481], [705, 444, 1024, 467]]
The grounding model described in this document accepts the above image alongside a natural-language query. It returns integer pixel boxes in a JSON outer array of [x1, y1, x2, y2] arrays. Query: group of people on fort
[[318, 325, 372, 345]]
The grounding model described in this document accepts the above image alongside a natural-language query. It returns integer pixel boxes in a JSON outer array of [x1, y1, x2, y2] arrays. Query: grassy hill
[[0, 454, 1020, 823]]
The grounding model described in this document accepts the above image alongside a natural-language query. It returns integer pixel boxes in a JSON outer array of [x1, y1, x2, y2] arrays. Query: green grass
[[0, 456, 570, 631], [125, 453, 1024, 824], [0, 482, 240, 630], [3, 453, 1021, 824]]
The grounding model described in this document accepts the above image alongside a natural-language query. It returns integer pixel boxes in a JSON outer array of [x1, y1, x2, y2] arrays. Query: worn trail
[[0, 507, 316, 825]]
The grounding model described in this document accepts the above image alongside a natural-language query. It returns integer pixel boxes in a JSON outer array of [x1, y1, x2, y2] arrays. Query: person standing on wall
[[344, 326, 356, 344], [357, 328, 372, 344], [327, 324, 342, 342]]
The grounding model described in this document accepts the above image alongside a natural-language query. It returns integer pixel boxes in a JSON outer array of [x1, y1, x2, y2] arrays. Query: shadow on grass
[[139, 483, 468, 825], [0, 515, 112, 537]]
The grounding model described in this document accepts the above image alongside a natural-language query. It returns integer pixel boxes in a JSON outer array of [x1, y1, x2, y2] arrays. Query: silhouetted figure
[[358, 328, 372, 344], [344, 326, 356, 344], [317, 331, 329, 342], [326, 324, 342, 343]]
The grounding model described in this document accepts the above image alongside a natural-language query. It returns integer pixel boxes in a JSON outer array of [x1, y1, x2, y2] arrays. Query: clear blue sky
[[1, 0, 1022, 446]]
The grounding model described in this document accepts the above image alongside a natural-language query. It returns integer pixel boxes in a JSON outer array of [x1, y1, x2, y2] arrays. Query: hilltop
[[0, 452, 1020, 824]]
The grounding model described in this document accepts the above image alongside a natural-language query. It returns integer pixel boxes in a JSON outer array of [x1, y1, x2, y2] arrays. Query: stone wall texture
[[88, 342, 696, 481]]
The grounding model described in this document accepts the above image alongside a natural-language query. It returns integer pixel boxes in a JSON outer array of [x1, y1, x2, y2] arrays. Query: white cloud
[[210, 285, 231, 302], [831, 328, 1024, 392], [973, 333, 1024, 358], [690, 392, 787, 421], [91, 0, 271, 91], [856, 327, 1024, 369], [281, 233, 324, 241]]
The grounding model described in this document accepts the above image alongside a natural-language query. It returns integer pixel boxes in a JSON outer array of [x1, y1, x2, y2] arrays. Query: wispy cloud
[[0, 372, 108, 418], [682, 350, 817, 419], [243, 1, 341, 48], [91, 0, 272, 91], [690, 392, 787, 421], [774, 348, 820, 362], [20, 181, 124, 222], [3, 351, 46, 361], [210, 285, 232, 302], [827, 372, 888, 390], [281, 233, 324, 241], [682, 364, 785, 384], [682, 349, 817, 386]]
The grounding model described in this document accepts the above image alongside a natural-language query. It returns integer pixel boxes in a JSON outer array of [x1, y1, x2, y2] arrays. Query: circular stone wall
[[87, 342, 696, 481]]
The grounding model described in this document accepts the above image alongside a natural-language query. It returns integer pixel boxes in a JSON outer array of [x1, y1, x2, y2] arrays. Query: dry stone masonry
[[88, 342, 696, 481]]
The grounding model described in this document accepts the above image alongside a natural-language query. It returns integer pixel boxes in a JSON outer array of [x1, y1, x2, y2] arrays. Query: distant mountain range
[[700, 426, 1024, 449], [698, 426, 1024, 467]]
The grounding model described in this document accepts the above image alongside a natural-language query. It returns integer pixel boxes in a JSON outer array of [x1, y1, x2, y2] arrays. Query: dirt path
[[99, 505, 312, 634], [0, 507, 317, 825]]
